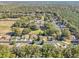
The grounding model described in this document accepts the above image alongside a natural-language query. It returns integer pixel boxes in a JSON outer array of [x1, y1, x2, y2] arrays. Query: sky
[[0, 0, 79, 1]]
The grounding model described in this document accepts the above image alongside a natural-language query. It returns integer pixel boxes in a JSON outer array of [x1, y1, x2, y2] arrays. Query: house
[[71, 35, 76, 41], [28, 33, 38, 40], [71, 35, 79, 45], [53, 16, 60, 21], [23, 35, 29, 40], [27, 39, 34, 44], [60, 24, 66, 29], [34, 18, 44, 28], [71, 40, 79, 45], [39, 36, 48, 42], [47, 36, 54, 41], [34, 40, 44, 45]]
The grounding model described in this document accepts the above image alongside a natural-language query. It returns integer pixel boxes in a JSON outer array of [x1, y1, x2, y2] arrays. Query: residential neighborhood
[[0, 1, 79, 58]]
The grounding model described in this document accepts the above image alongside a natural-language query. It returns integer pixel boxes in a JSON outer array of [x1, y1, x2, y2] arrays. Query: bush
[[22, 28, 31, 35], [61, 28, 71, 37]]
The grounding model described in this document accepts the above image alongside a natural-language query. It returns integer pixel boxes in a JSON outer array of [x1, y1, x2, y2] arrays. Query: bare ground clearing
[[0, 18, 17, 34]]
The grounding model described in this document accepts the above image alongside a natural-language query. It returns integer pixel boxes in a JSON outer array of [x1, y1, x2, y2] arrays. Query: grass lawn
[[30, 29, 44, 34]]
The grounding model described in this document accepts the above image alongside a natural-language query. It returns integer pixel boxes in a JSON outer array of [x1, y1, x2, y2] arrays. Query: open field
[[0, 19, 16, 34]]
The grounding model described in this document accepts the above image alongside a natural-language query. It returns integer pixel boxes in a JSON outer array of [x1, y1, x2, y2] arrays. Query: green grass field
[[30, 29, 44, 34]]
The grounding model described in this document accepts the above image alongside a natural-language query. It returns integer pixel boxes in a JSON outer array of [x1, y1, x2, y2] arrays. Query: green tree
[[12, 45, 42, 58], [22, 28, 31, 35], [62, 28, 71, 37], [42, 44, 64, 58], [0, 45, 16, 58], [29, 22, 38, 30], [12, 27, 22, 36], [44, 22, 61, 36], [63, 45, 79, 58]]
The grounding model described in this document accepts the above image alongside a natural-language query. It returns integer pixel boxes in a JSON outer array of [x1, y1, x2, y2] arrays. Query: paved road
[[0, 40, 30, 43]]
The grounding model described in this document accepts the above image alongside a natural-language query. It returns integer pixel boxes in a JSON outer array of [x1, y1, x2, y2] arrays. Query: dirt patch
[[0, 19, 16, 34]]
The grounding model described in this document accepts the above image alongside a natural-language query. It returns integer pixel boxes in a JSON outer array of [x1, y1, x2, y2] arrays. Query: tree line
[[0, 44, 79, 58]]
